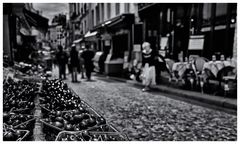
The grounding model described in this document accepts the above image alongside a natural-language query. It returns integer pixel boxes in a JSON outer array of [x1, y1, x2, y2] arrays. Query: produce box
[[10, 107, 35, 115], [88, 124, 120, 133], [3, 124, 30, 141], [55, 130, 129, 141], [4, 113, 35, 127], [14, 117, 36, 136], [14, 74, 44, 83], [40, 119, 63, 141], [4, 130, 30, 141]]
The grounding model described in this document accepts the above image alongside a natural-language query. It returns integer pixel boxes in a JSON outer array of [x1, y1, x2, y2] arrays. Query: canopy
[[73, 38, 83, 44], [84, 31, 97, 38]]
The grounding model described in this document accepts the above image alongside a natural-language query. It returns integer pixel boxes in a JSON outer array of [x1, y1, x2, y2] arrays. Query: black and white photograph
[[2, 1, 238, 142]]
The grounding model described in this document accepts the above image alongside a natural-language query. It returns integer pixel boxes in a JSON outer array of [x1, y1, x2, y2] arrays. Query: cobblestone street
[[3, 2, 238, 142], [53, 69, 237, 141]]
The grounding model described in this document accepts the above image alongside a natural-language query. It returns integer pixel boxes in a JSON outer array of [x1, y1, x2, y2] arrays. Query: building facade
[[138, 3, 237, 61], [69, 3, 139, 75], [3, 3, 49, 64]]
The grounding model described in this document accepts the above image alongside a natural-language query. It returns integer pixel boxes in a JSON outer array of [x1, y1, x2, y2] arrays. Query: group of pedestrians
[[55, 44, 95, 82], [55, 41, 165, 92]]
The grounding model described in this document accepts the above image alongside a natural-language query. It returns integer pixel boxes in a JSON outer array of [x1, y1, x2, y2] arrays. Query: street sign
[[188, 35, 204, 50]]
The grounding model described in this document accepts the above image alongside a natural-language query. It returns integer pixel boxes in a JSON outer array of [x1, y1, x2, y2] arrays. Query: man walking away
[[56, 45, 68, 79], [81, 45, 95, 81], [70, 45, 80, 82]]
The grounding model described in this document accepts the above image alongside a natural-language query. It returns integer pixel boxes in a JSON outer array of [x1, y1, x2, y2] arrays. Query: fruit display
[[3, 113, 34, 128], [3, 75, 127, 141], [55, 130, 128, 141], [3, 77, 38, 141], [14, 62, 45, 76], [3, 77, 38, 113], [40, 79, 82, 111], [41, 110, 106, 131], [3, 125, 29, 141]]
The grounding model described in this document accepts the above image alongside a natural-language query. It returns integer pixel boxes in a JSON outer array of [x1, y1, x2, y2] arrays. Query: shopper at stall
[[56, 45, 68, 80], [70, 45, 80, 82], [141, 42, 156, 92], [81, 45, 95, 81]]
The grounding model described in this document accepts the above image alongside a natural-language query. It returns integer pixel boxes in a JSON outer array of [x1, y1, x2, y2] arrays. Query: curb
[[105, 76, 237, 111]]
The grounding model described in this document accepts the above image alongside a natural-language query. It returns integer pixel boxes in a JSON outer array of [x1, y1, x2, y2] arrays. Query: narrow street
[[53, 67, 237, 141], [3, 3, 238, 142]]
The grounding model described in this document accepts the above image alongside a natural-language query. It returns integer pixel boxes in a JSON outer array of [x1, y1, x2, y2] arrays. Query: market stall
[[3, 68, 128, 141]]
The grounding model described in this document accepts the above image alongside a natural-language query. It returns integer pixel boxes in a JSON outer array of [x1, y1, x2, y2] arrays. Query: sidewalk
[[94, 73, 237, 113]]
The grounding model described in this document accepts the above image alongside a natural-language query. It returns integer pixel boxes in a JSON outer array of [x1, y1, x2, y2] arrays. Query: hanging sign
[[188, 35, 204, 50]]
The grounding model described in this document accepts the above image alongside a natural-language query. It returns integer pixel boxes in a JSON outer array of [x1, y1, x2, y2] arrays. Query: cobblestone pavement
[[52, 68, 237, 141]]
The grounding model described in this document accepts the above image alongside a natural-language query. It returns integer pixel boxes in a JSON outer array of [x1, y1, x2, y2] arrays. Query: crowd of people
[[53, 41, 236, 94], [53, 41, 165, 91], [55, 44, 95, 83]]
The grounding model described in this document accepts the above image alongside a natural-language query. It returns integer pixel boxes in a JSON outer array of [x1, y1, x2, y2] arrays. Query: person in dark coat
[[81, 45, 95, 81], [56, 45, 68, 79], [70, 45, 80, 82]]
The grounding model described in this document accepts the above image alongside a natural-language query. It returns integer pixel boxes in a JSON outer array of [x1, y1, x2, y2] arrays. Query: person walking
[[70, 45, 80, 82], [56, 45, 68, 79], [141, 42, 156, 92], [79, 47, 85, 79], [81, 45, 95, 81]]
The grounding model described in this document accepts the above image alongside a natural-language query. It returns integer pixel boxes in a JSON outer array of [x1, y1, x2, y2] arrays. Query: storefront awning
[[23, 8, 49, 31], [20, 27, 31, 36], [73, 38, 83, 44], [84, 31, 98, 41], [92, 14, 135, 32], [84, 31, 97, 38]]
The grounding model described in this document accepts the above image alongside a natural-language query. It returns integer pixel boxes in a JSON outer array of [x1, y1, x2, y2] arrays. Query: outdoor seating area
[[165, 55, 237, 97]]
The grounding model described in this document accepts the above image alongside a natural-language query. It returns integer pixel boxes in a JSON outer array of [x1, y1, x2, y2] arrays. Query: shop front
[[138, 3, 237, 61], [92, 14, 135, 76], [138, 3, 192, 61]]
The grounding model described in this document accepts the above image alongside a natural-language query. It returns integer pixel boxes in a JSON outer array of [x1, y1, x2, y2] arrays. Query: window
[[124, 3, 130, 13], [107, 3, 111, 19], [101, 3, 105, 22], [84, 20, 87, 33], [96, 5, 100, 24], [73, 4, 76, 13], [116, 3, 120, 15], [76, 3, 79, 15], [202, 3, 212, 26], [81, 8, 83, 14], [84, 4, 87, 12], [92, 10, 94, 27], [216, 3, 228, 17]]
